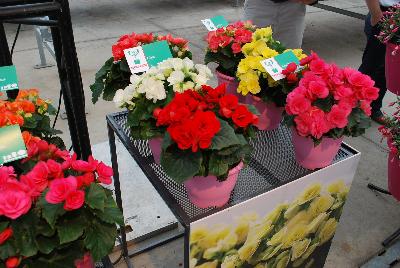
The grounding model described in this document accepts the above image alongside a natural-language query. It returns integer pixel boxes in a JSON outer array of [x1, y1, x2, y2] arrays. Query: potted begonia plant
[[154, 84, 258, 208], [0, 131, 123, 268], [377, 3, 400, 94], [90, 32, 192, 103], [236, 27, 306, 131], [284, 53, 379, 169], [204, 20, 255, 99], [379, 98, 400, 200]]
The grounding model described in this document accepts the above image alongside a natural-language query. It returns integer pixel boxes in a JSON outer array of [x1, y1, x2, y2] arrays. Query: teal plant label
[[142, 41, 173, 67], [0, 65, 19, 91], [124, 41, 172, 74], [0, 125, 28, 165], [261, 51, 300, 81], [202, 15, 229, 31]]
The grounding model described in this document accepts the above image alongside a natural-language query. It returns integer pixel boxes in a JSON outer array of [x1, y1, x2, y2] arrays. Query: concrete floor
[[4, 0, 400, 267]]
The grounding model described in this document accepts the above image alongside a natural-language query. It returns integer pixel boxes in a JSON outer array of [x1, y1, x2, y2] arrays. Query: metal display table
[[107, 111, 359, 268]]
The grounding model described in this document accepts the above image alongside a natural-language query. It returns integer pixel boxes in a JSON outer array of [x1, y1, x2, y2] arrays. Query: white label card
[[261, 58, 285, 81], [124, 46, 149, 74]]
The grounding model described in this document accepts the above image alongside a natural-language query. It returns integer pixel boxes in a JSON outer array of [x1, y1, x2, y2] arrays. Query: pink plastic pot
[[292, 129, 343, 170], [216, 70, 246, 102], [248, 96, 283, 131], [387, 139, 400, 201], [386, 42, 400, 95], [149, 137, 163, 165], [184, 162, 244, 208]]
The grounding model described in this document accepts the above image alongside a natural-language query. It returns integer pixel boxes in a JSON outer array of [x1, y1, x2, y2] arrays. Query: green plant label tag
[[0, 65, 19, 91], [142, 41, 173, 67], [261, 51, 300, 81], [124, 41, 172, 74], [0, 125, 28, 165], [202, 15, 229, 31]]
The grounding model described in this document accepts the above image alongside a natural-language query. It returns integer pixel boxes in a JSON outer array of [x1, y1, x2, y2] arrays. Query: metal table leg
[[107, 123, 133, 268]]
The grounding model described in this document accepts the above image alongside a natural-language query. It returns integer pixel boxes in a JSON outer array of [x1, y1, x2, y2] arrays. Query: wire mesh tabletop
[[106, 111, 356, 227]]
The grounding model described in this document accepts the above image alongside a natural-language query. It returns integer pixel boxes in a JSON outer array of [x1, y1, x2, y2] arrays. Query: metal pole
[[50, 20, 82, 158], [56, 0, 91, 159], [0, 23, 18, 99]]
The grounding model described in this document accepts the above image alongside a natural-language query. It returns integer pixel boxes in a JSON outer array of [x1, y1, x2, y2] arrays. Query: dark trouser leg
[[359, 16, 387, 116]]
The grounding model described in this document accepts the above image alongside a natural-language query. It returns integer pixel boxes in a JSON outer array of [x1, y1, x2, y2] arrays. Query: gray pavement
[[5, 0, 400, 267]]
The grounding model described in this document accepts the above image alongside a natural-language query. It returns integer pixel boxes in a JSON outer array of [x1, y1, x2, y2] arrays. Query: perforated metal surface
[[107, 111, 356, 226]]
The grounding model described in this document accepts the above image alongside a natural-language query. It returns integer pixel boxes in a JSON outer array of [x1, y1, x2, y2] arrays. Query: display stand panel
[[189, 150, 360, 268]]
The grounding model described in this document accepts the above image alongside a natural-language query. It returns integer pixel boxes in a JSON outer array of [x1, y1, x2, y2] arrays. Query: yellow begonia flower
[[190, 244, 203, 259], [317, 218, 338, 244], [197, 227, 230, 250], [241, 42, 256, 56], [282, 223, 309, 249], [268, 227, 287, 246], [291, 239, 311, 261], [191, 227, 208, 244], [221, 254, 242, 268], [286, 211, 312, 230], [194, 260, 219, 268], [284, 203, 301, 220], [253, 27, 273, 41], [274, 250, 291, 268], [254, 264, 265, 268], [265, 204, 288, 223], [238, 239, 261, 261], [296, 184, 322, 205], [260, 244, 283, 261], [327, 180, 347, 194], [306, 212, 329, 234], [190, 258, 198, 268], [307, 195, 334, 218], [300, 241, 319, 261], [238, 71, 261, 96], [235, 214, 258, 245]]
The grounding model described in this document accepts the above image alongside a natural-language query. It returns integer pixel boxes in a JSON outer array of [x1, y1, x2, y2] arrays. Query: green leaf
[[211, 119, 240, 150], [160, 147, 202, 184], [36, 236, 59, 254], [209, 154, 229, 177], [36, 220, 55, 237], [90, 81, 105, 104], [57, 216, 86, 244], [40, 200, 65, 228], [162, 133, 173, 150], [0, 222, 8, 232], [127, 102, 147, 127], [94, 194, 124, 226], [84, 221, 118, 261], [119, 58, 131, 73], [95, 57, 113, 80], [247, 104, 260, 115], [0, 241, 17, 259], [27, 241, 84, 268], [86, 183, 107, 211]]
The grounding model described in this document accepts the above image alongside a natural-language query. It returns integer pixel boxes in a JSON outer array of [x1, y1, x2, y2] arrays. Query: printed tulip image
[[189, 181, 349, 268]]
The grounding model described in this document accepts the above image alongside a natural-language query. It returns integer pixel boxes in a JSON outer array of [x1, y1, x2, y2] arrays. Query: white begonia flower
[[182, 81, 195, 91], [147, 66, 161, 76], [195, 64, 213, 78], [172, 83, 182, 93], [113, 89, 125, 108], [123, 84, 139, 105], [130, 74, 142, 87], [194, 74, 209, 86], [182, 57, 194, 71], [170, 58, 184, 70], [158, 59, 173, 71], [141, 77, 167, 102], [167, 70, 185, 86]]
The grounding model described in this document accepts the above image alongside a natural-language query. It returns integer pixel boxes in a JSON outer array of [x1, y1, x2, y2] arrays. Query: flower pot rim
[[216, 69, 236, 81], [291, 127, 344, 143]]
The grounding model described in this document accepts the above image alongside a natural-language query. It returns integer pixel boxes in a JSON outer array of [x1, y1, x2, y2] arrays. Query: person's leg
[[274, 2, 306, 48], [359, 18, 387, 120], [243, 0, 278, 29]]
